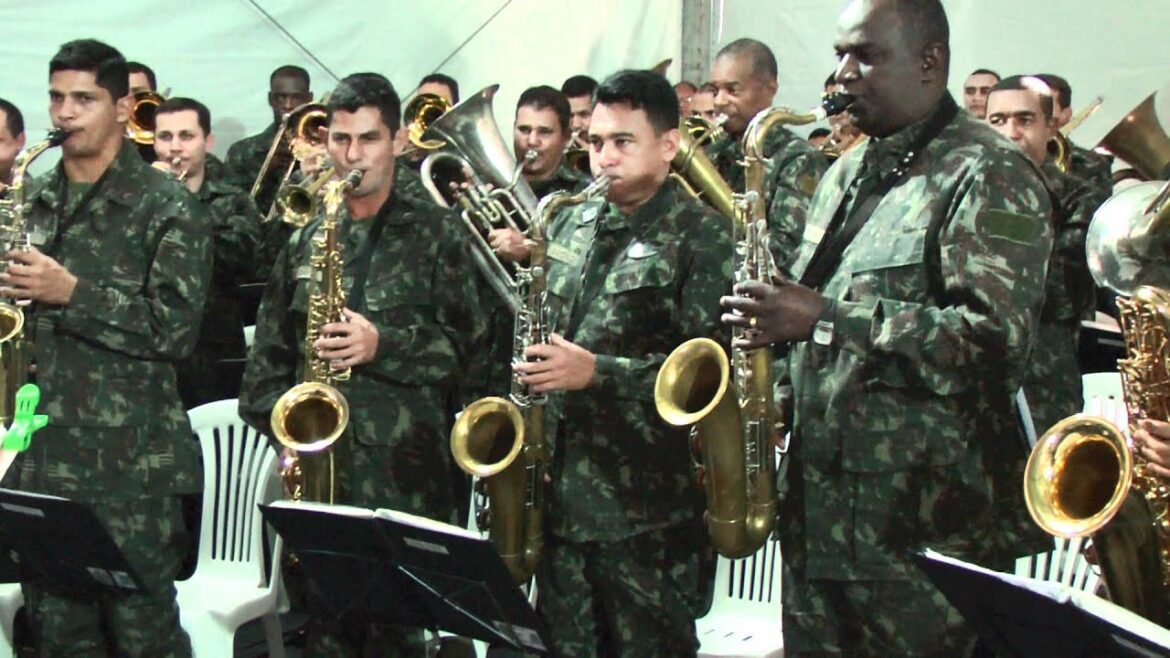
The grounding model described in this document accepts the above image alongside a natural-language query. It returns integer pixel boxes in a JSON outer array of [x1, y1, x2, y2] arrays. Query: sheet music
[[922, 549, 1170, 648], [375, 508, 480, 540]]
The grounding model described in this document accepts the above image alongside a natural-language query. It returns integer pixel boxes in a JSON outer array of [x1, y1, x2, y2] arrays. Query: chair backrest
[[188, 399, 282, 585], [1082, 372, 1125, 412], [710, 536, 782, 610]]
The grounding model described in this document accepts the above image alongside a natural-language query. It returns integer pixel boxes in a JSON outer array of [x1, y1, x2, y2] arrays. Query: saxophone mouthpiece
[[822, 92, 856, 117], [46, 128, 72, 146], [343, 169, 363, 186]]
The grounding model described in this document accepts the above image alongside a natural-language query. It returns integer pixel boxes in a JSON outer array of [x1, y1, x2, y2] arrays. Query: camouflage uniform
[[781, 96, 1053, 656], [1069, 143, 1114, 201], [528, 160, 590, 199], [224, 122, 280, 214], [14, 140, 211, 657], [707, 125, 829, 273], [536, 178, 731, 658], [176, 174, 262, 409], [1020, 161, 1107, 433], [239, 184, 489, 658]]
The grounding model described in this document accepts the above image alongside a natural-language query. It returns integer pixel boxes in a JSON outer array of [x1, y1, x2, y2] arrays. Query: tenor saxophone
[[655, 93, 854, 558], [450, 176, 609, 584], [270, 169, 362, 503], [0, 129, 68, 427]]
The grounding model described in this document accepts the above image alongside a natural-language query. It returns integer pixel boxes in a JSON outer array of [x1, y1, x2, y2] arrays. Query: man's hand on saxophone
[[315, 307, 378, 369], [514, 333, 596, 393], [0, 246, 77, 305], [720, 276, 827, 349], [1133, 419, 1170, 479]]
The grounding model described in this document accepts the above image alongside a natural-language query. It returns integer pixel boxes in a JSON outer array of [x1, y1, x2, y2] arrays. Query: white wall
[[0, 0, 681, 168], [708, 0, 1170, 146]]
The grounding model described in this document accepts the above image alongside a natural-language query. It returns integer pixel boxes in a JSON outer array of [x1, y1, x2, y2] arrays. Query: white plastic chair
[[696, 536, 783, 658], [177, 399, 285, 658], [1012, 372, 1126, 594], [0, 584, 20, 658]]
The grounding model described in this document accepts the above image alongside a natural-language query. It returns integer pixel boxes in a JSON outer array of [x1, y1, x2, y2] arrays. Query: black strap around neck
[[48, 164, 113, 255], [799, 95, 959, 292], [344, 198, 391, 314]]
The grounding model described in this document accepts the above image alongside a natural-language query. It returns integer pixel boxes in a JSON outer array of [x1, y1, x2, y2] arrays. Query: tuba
[[270, 169, 362, 503], [417, 84, 541, 312], [655, 93, 854, 558], [0, 129, 68, 426], [450, 176, 609, 584], [1024, 178, 1170, 624], [1095, 93, 1170, 182]]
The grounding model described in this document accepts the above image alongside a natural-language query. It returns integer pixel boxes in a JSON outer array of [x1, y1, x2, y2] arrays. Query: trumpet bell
[[404, 93, 450, 151], [1024, 414, 1133, 538], [270, 381, 350, 453], [450, 396, 525, 479], [128, 91, 164, 145]]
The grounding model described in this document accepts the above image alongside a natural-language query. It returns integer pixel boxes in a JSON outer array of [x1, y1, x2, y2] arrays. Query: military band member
[[514, 69, 731, 658], [223, 64, 314, 214], [722, 1, 1053, 653], [4, 38, 210, 657], [674, 79, 698, 118], [708, 38, 829, 272], [154, 97, 261, 408], [514, 85, 589, 198], [561, 74, 598, 138], [0, 98, 26, 188], [1035, 73, 1114, 198], [691, 82, 718, 122], [416, 72, 459, 106], [239, 72, 487, 657], [986, 76, 1104, 433], [961, 68, 999, 120]]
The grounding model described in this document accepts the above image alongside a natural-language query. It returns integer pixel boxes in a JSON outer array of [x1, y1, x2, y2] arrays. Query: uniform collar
[[597, 176, 677, 234], [860, 92, 958, 180], [36, 138, 147, 211]]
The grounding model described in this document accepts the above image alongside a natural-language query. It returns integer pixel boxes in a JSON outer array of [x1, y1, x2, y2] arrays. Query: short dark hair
[[561, 75, 598, 99], [419, 73, 459, 105], [0, 99, 24, 138], [516, 86, 570, 134], [991, 76, 1055, 119], [594, 69, 679, 134], [270, 65, 310, 89], [156, 97, 212, 136], [896, 0, 950, 51], [49, 39, 128, 100], [1034, 73, 1072, 109], [968, 68, 1001, 82], [716, 38, 778, 81], [126, 61, 157, 91], [328, 72, 401, 134], [808, 127, 831, 139]]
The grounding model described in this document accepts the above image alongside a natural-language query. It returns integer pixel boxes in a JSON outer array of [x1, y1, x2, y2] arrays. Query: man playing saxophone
[[513, 69, 732, 657], [153, 97, 262, 408], [721, 1, 1054, 653], [2, 38, 211, 656], [239, 72, 488, 657], [708, 38, 829, 272]]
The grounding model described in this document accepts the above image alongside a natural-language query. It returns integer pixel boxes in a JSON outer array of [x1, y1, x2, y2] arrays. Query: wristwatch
[[812, 298, 836, 346]]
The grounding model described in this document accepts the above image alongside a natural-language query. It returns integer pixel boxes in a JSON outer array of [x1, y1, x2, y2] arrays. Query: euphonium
[[0, 129, 67, 426], [1024, 178, 1170, 624], [451, 175, 610, 584], [270, 169, 362, 503], [655, 93, 854, 559]]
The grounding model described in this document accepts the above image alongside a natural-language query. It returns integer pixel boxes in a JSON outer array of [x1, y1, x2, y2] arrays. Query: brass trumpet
[[252, 102, 329, 216], [274, 167, 336, 227], [398, 93, 450, 157], [128, 90, 164, 145]]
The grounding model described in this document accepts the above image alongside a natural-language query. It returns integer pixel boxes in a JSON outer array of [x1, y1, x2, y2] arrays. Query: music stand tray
[[260, 500, 549, 654], [0, 488, 143, 594], [915, 549, 1170, 657]]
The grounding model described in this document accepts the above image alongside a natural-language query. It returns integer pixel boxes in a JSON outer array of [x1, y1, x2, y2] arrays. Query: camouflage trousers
[[536, 520, 709, 658], [20, 495, 191, 658], [781, 567, 973, 657]]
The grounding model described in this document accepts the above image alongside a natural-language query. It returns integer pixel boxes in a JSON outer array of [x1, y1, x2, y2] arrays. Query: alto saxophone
[[450, 176, 609, 584], [655, 93, 854, 559], [0, 129, 68, 426], [270, 169, 362, 503]]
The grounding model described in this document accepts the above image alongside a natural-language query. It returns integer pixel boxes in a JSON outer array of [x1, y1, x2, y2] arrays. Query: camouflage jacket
[[528, 160, 590, 199], [191, 175, 260, 354], [542, 178, 732, 542], [15, 140, 211, 499], [239, 187, 489, 516], [1069, 143, 1114, 201], [707, 124, 829, 273], [785, 97, 1053, 580], [224, 122, 279, 213], [1021, 161, 1108, 432]]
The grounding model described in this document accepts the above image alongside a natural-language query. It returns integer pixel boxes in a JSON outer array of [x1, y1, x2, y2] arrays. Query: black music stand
[[0, 489, 143, 594], [914, 549, 1170, 657], [260, 501, 549, 654]]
